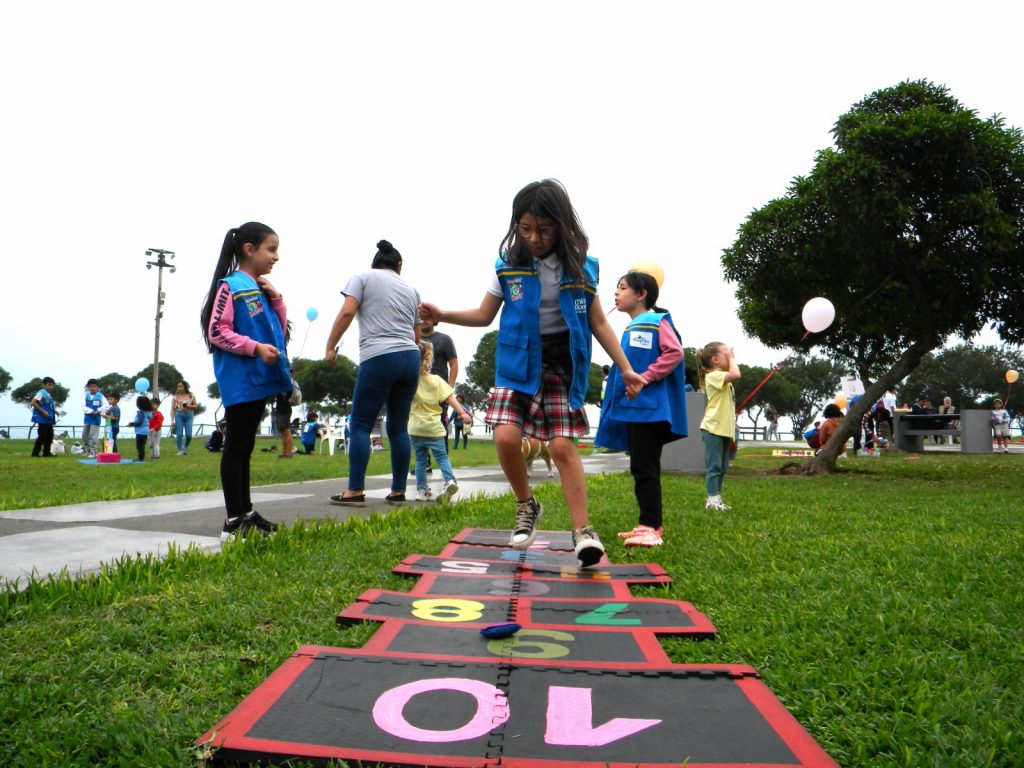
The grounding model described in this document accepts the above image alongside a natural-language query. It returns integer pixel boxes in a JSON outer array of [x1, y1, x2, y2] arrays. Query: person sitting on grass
[[205, 421, 227, 452], [816, 403, 845, 453]]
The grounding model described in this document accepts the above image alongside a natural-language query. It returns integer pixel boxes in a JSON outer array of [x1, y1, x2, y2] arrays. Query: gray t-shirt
[[342, 269, 421, 362]]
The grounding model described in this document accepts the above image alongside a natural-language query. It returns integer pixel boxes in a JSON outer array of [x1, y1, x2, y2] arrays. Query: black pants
[[627, 421, 676, 530], [136, 434, 147, 462], [32, 423, 54, 456], [221, 399, 266, 519]]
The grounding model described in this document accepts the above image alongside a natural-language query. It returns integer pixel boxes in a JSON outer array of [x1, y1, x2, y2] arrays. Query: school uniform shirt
[[596, 311, 688, 451], [408, 374, 454, 438], [700, 370, 736, 438], [208, 271, 291, 407], [31, 388, 56, 424]]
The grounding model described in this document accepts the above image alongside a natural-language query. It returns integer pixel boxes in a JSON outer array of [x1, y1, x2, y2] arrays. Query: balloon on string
[[801, 297, 836, 334], [1007, 369, 1019, 384], [628, 260, 665, 289], [306, 307, 318, 322], [834, 394, 848, 410], [135, 377, 150, 393]]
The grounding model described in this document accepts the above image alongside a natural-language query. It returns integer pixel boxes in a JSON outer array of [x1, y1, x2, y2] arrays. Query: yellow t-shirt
[[699, 370, 735, 438], [408, 373, 454, 438]]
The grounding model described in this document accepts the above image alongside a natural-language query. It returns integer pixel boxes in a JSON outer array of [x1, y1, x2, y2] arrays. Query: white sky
[[3, 1, 1020, 428]]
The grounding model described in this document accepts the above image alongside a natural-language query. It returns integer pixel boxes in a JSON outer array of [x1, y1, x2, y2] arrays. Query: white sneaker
[[706, 497, 732, 511], [437, 480, 459, 504], [416, 488, 433, 502]]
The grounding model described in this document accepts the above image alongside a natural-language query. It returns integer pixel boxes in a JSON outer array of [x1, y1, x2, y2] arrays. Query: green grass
[[0, 437, 507, 510], [1, 447, 1022, 766]]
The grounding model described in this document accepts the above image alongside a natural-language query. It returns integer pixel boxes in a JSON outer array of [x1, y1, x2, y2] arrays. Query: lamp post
[[145, 248, 176, 395]]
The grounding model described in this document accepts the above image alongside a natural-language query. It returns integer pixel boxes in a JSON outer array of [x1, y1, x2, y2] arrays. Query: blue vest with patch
[[595, 311, 688, 451], [494, 255, 597, 411], [213, 271, 291, 408], [31, 389, 56, 424], [84, 391, 104, 426]]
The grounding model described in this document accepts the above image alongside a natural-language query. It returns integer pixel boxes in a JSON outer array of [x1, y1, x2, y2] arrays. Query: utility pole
[[145, 248, 176, 395]]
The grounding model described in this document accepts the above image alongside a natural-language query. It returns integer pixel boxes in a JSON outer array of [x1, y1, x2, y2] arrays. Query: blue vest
[[213, 271, 291, 407], [84, 391, 104, 425], [595, 311, 688, 451], [494, 255, 597, 411], [31, 389, 56, 424]]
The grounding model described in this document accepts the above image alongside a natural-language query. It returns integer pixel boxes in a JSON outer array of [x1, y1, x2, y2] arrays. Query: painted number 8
[[411, 598, 485, 623]]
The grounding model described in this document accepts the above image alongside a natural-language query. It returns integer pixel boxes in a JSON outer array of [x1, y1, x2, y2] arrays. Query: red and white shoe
[[622, 525, 664, 547]]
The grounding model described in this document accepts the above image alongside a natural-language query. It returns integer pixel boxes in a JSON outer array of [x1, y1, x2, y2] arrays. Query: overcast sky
[[3, 1, 1020, 430]]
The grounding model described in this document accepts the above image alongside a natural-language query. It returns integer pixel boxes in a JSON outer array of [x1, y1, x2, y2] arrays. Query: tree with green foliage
[[723, 80, 1024, 473], [465, 330, 497, 393], [132, 362, 187, 398], [773, 355, 848, 434], [95, 373, 135, 399], [0, 365, 11, 397], [12, 378, 71, 419], [734, 363, 802, 436], [455, 382, 487, 408], [896, 344, 1024, 409], [291, 356, 357, 413]]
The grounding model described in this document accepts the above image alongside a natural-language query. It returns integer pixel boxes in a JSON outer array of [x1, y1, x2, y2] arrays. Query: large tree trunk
[[803, 340, 934, 475]]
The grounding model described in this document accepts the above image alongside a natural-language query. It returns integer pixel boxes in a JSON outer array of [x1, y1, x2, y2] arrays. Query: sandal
[[385, 492, 407, 505], [330, 493, 366, 507]]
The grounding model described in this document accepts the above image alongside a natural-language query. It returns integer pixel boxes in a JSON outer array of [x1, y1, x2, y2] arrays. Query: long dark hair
[[500, 179, 588, 282], [200, 222, 276, 352], [619, 271, 668, 313]]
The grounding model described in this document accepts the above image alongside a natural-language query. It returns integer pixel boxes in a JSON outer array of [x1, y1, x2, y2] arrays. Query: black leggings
[[627, 421, 676, 530], [32, 424, 54, 456], [221, 399, 267, 519]]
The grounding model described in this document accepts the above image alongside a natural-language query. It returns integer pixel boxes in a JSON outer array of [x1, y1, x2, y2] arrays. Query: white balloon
[[801, 297, 835, 334]]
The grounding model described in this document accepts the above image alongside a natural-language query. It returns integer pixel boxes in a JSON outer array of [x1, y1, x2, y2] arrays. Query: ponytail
[[696, 342, 723, 393], [200, 222, 276, 351]]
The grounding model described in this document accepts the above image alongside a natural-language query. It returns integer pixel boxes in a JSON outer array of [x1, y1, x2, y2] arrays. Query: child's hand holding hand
[[621, 370, 646, 399]]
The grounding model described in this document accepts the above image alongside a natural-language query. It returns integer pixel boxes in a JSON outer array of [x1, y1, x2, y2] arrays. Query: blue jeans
[[347, 349, 420, 493], [410, 436, 456, 490], [175, 411, 194, 452], [701, 429, 732, 496]]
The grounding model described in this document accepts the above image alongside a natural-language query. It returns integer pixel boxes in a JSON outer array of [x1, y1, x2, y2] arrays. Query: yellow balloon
[[834, 395, 848, 410], [1007, 369, 1020, 384], [628, 260, 665, 289]]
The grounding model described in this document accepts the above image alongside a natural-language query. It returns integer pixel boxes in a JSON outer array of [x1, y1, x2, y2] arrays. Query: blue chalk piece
[[480, 622, 521, 639]]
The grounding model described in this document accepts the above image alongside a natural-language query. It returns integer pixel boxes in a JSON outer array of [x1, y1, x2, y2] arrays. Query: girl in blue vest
[[419, 179, 644, 567], [596, 270, 687, 548], [201, 221, 291, 542]]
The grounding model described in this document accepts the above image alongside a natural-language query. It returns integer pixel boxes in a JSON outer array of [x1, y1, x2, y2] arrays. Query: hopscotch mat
[[200, 527, 838, 767]]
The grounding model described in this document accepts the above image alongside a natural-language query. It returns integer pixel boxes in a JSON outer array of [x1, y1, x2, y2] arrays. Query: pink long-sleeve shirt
[[639, 317, 684, 383], [207, 281, 287, 357]]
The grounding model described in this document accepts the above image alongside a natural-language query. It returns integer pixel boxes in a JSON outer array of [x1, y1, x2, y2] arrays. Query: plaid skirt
[[484, 332, 589, 441]]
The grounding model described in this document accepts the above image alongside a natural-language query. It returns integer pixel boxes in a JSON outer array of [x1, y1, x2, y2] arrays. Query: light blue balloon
[[306, 307, 318, 322], [135, 377, 150, 393]]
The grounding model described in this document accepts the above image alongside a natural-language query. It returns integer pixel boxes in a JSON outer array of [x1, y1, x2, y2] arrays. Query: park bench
[[893, 412, 960, 452]]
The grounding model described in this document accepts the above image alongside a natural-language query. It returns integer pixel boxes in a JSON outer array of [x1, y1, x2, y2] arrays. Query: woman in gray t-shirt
[[325, 240, 421, 506]]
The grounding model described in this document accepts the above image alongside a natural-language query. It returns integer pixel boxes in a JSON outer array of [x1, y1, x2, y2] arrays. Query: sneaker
[[617, 525, 648, 540], [221, 515, 253, 542], [622, 525, 663, 548], [706, 497, 732, 511], [245, 510, 281, 534], [437, 480, 459, 504], [572, 525, 605, 567], [510, 497, 542, 549], [416, 488, 433, 502]]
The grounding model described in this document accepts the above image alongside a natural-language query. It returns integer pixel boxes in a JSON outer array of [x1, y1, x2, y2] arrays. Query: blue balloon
[[135, 377, 150, 393], [306, 307, 318, 322]]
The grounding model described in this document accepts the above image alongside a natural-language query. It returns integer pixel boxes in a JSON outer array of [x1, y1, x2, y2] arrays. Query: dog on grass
[[521, 436, 554, 477]]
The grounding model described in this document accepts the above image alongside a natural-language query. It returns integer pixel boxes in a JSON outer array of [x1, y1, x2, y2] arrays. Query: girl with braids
[[419, 179, 644, 567], [697, 342, 741, 511], [200, 221, 290, 541], [596, 269, 688, 548]]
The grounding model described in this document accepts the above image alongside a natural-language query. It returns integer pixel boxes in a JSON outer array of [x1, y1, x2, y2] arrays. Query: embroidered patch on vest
[[508, 277, 524, 301]]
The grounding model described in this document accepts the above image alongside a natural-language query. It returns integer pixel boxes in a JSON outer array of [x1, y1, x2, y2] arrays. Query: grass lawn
[[1, 443, 1022, 766]]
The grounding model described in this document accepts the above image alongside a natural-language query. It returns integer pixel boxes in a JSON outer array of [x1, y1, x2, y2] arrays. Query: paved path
[[0, 452, 631, 589]]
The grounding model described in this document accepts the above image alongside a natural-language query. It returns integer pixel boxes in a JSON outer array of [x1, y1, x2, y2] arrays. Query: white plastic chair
[[319, 422, 347, 456]]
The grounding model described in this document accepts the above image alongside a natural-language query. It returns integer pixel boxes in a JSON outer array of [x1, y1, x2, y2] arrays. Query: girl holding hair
[[596, 269, 688, 548], [419, 179, 644, 567], [697, 342, 741, 510], [201, 221, 291, 541], [172, 381, 198, 455], [409, 340, 473, 503]]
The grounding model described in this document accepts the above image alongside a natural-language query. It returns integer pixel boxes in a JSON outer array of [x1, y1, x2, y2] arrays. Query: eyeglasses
[[516, 223, 557, 241]]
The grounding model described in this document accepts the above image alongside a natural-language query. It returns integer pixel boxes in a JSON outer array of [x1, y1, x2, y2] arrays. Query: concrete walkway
[[0, 452, 631, 589]]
